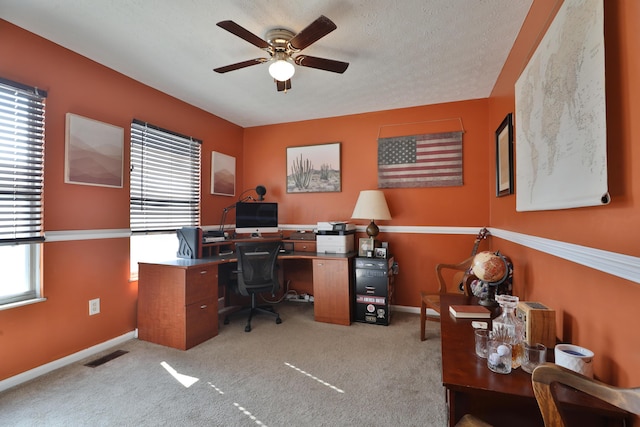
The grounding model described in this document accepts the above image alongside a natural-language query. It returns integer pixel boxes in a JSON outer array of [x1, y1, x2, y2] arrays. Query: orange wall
[[242, 0, 640, 388], [491, 0, 640, 387], [0, 20, 244, 380], [243, 101, 493, 307], [1, 0, 639, 390]]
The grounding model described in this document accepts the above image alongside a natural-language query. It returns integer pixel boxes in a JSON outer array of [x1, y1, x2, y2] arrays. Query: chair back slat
[[532, 363, 640, 426]]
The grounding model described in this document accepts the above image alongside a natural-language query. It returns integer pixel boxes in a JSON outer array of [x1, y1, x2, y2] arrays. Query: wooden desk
[[440, 294, 630, 426], [137, 251, 355, 350]]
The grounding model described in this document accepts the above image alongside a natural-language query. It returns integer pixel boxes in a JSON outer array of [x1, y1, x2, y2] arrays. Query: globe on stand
[[471, 251, 510, 307]]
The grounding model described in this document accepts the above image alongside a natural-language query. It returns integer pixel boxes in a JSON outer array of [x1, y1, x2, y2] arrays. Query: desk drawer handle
[[200, 304, 208, 309], [200, 270, 207, 275]]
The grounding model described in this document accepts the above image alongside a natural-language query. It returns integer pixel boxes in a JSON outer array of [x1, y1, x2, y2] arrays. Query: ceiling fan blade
[[214, 58, 268, 73], [294, 55, 349, 74], [276, 79, 292, 92], [288, 15, 337, 51], [216, 20, 270, 49]]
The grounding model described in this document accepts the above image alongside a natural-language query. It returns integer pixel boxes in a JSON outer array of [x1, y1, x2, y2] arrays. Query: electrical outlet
[[89, 298, 100, 315]]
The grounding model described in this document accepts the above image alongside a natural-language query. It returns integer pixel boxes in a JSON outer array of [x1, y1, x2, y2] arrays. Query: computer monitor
[[235, 202, 278, 236]]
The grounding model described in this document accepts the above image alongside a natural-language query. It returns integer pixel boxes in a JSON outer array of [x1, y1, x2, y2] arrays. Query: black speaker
[[255, 185, 266, 201]]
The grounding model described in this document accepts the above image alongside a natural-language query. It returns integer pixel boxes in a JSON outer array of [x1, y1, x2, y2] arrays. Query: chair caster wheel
[[245, 325, 251, 332], [276, 317, 282, 324]]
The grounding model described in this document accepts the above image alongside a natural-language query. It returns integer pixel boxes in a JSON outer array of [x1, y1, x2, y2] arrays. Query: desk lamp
[[216, 185, 267, 236], [351, 190, 392, 238]]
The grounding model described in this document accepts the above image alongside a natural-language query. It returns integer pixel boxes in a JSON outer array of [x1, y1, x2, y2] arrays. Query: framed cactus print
[[286, 142, 341, 193]]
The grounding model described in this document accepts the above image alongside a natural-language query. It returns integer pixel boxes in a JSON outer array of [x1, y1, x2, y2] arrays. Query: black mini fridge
[[354, 257, 395, 325]]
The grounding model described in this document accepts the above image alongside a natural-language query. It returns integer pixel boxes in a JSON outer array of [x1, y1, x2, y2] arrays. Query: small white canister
[[554, 344, 594, 378]]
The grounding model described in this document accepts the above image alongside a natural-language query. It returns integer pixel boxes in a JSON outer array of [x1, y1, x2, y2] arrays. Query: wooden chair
[[532, 363, 640, 427], [420, 255, 475, 341]]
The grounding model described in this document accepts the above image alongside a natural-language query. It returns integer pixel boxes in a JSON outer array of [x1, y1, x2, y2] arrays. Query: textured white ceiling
[[1, 0, 532, 127]]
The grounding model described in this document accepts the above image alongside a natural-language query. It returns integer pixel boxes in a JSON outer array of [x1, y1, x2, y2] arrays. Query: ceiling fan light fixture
[[268, 54, 295, 81], [215, 17, 348, 91]]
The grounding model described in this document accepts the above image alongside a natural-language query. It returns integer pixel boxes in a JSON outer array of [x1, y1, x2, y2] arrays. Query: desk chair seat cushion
[[225, 241, 283, 332]]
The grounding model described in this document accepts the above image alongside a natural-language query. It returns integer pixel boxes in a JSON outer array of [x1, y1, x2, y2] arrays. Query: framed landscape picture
[[64, 113, 124, 188], [211, 151, 236, 196], [286, 142, 341, 193]]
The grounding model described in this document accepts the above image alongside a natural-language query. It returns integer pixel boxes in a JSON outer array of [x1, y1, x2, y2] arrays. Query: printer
[[316, 222, 355, 254]]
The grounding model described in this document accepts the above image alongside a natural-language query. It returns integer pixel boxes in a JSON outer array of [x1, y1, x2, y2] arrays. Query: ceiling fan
[[213, 15, 349, 92]]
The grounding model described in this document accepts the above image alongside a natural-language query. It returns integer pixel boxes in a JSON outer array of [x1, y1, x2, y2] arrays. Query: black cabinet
[[354, 257, 395, 325]]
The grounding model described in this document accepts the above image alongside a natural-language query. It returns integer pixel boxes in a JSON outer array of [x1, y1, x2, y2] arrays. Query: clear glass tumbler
[[474, 329, 490, 358], [522, 343, 547, 374], [487, 340, 512, 374]]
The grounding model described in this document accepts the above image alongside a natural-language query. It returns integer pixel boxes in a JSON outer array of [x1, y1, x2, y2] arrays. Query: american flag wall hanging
[[377, 131, 463, 188]]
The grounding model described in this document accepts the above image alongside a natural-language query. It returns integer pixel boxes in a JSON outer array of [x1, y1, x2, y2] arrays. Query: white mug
[[554, 344, 594, 378]]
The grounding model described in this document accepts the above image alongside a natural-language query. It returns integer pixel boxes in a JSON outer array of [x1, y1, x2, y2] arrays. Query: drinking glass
[[487, 341, 512, 374], [522, 343, 547, 374], [474, 329, 490, 358]]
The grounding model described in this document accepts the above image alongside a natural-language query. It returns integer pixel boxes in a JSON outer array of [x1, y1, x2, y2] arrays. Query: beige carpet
[[0, 303, 446, 426]]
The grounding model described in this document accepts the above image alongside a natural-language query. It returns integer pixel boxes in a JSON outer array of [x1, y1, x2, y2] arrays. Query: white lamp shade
[[351, 190, 392, 221], [269, 58, 295, 81]]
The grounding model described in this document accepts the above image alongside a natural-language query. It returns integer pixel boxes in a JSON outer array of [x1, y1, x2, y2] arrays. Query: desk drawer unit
[[185, 266, 217, 304], [138, 263, 218, 350], [312, 258, 353, 326], [185, 296, 217, 350], [292, 241, 316, 252], [354, 257, 395, 325]]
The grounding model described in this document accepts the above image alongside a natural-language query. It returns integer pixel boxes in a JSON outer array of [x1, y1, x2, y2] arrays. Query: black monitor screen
[[235, 202, 278, 234]]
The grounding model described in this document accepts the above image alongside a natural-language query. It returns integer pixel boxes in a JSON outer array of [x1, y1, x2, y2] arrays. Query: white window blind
[[0, 78, 46, 244], [130, 119, 201, 233]]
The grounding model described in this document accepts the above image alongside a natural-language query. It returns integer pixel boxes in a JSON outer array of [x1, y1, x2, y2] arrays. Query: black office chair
[[225, 241, 283, 332]]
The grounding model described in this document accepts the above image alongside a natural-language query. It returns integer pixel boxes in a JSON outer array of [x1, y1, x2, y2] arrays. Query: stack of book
[[449, 305, 491, 319]]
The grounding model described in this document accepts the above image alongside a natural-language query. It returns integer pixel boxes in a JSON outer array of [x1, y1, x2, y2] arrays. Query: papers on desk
[[449, 305, 491, 319], [203, 236, 226, 243]]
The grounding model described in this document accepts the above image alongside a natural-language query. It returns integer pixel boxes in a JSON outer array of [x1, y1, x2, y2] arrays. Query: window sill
[[0, 297, 47, 311]]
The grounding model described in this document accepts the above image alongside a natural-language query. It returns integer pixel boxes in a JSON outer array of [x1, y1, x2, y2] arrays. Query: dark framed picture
[[374, 247, 388, 259], [495, 113, 514, 197], [358, 237, 374, 257], [286, 142, 341, 193]]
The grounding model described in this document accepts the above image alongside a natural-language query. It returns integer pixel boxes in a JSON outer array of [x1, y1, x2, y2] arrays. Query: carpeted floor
[[0, 303, 446, 426]]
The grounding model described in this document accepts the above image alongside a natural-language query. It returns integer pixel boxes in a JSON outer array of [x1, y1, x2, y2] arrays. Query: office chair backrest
[[235, 241, 281, 296], [531, 363, 640, 426]]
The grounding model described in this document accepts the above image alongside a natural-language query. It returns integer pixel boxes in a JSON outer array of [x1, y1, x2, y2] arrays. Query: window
[[129, 120, 201, 277], [0, 78, 46, 308]]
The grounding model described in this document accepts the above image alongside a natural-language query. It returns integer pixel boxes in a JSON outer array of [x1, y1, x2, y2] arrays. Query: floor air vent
[[84, 350, 129, 368]]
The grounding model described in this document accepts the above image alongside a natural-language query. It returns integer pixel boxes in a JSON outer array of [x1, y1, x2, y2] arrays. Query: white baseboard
[[0, 330, 136, 393]]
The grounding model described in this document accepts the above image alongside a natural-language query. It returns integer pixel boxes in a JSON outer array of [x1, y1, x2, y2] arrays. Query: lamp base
[[366, 220, 379, 238]]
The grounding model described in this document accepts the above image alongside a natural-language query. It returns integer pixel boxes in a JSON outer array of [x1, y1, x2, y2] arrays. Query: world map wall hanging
[[515, 0, 609, 211]]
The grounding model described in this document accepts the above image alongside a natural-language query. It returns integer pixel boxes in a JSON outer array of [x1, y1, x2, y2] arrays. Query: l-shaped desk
[[137, 247, 356, 350]]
